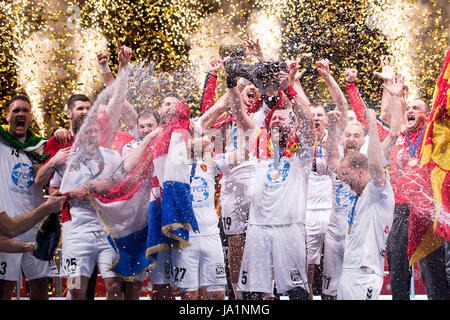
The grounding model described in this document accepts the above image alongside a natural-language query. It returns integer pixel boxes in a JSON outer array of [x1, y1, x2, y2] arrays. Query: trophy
[[219, 39, 288, 94]]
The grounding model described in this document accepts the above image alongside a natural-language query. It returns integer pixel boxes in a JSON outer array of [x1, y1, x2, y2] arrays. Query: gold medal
[[270, 170, 280, 180], [408, 157, 418, 167]]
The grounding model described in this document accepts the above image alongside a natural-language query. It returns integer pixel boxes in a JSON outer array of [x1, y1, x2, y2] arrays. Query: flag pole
[[410, 264, 415, 300]]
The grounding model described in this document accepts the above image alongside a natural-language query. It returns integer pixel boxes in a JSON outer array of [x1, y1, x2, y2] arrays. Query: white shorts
[[337, 268, 383, 300], [61, 228, 117, 280], [237, 223, 308, 294], [149, 249, 171, 285], [170, 233, 226, 291], [0, 251, 52, 281], [306, 208, 331, 265], [322, 235, 345, 296], [220, 180, 251, 236]]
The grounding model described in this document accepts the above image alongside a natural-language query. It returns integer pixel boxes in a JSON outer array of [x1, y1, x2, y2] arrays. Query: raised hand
[[208, 57, 224, 76], [363, 108, 377, 124], [97, 51, 111, 66], [382, 73, 406, 97], [244, 39, 263, 61], [327, 110, 342, 128], [118, 39, 132, 68], [287, 59, 299, 84], [295, 68, 306, 83], [374, 55, 395, 83], [315, 58, 330, 77], [344, 68, 358, 82]]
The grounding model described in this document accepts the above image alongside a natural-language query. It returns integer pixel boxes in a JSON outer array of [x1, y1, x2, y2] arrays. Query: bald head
[[342, 123, 365, 155]]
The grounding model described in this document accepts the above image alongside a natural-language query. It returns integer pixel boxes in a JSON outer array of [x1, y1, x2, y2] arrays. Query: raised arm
[[198, 90, 232, 130], [290, 68, 310, 108], [324, 110, 342, 172], [97, 51, 115, 86], [380, 73, 407, 160], [364, 108, 386, 188], [200, 58, 223, 113], [316, 59, 348, 131], [117, 39, 132, 76], [286, 61, 315, 146], [117, 41, 138, 129], [344, 68, 390, 141], [374, 55, 395, 124]]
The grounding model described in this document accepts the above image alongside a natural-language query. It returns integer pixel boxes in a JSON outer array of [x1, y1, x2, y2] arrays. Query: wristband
[[100, 64, 111, 74], [285, 85, 298, 100]]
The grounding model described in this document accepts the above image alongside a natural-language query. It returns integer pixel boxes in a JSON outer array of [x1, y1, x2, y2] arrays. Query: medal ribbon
[[405, 127, 425, 158], [347, 195, 360, 235], [73, 138, 105, 180]]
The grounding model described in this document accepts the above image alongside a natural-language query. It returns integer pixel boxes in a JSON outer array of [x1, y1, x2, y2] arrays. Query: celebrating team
[[0, 39, 448, 301]]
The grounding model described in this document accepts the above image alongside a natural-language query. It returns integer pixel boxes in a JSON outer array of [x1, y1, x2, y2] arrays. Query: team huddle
[[0, 39, 449, 301]]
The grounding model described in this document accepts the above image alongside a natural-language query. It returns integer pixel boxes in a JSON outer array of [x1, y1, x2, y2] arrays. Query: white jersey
[[121, 138, 141, 159], [328, 173, 357, 241], [0, 136, 45, 242], [342, 174, 395, 277], [51, 147, 124, 233], [248, 128, 314, 225], [189, 159, 230, 236], [306, 148, 333, 210], [306, 137, 334, 210], [219, 121, 256, 217]]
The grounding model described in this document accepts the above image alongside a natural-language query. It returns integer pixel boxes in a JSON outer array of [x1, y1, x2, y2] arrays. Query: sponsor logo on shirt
[[336, 183, 355, 209], [265, 160, 290, 188], [191, 176, 209, 207], [11, 162, 34, 189]]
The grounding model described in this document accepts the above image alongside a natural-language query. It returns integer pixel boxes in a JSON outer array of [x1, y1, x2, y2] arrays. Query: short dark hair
[[7, 95, 31, 110], [137, 109, 160, 125], [342, 152, 368, 170], [67, 94, 90, 110]]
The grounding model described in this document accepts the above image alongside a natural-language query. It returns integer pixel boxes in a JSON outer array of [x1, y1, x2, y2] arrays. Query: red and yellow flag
[[408, 47, 450, 266]]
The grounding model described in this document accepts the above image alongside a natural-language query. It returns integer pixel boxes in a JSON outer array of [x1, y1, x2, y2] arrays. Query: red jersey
[[346, 82, 390, 142], [390, 129, 433, 207], [44, 136, 74, 223]]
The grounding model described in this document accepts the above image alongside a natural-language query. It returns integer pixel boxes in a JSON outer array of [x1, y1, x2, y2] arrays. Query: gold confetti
[[0, 0, 448, 137]]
